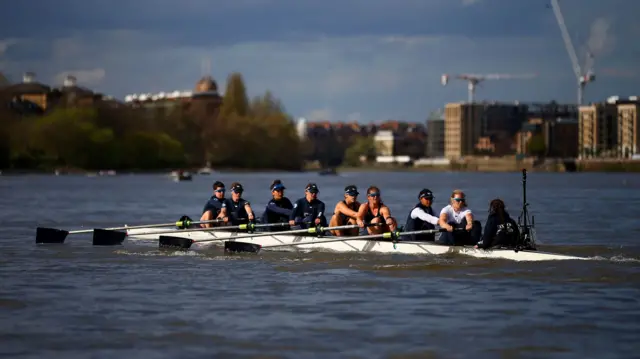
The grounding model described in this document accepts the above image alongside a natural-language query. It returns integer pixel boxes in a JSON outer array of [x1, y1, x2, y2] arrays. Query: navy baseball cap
[[231, 183, 244, 193], [305, 183, 319, 193], [419, 189, 434, 199], [270, 182, 286, 191], [344, 185, 359, 196]]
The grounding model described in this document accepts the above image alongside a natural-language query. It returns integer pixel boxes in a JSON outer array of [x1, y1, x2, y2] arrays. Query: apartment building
[[578, 103, 618, 158], [444, 102, 529, 158], [617, 101, 639, 158], [444, 103, 482, 159]]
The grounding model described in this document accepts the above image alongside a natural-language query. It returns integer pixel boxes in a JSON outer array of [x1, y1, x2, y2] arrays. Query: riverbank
[[3, 158, 640, 175], [336, 157, 640, 173]]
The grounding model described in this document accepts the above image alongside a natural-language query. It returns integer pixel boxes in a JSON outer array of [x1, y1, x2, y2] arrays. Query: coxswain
[[227, 182, 255, 225], [356, 186, 397, 234], [437, 189, 482, 245], [328, 185, 361, 236], [289, 183, 327, 229], [475, 198, 520, 249], [261, 179, 293, 230], [200, 181, 232, 227], [403, 188, 439, 241]]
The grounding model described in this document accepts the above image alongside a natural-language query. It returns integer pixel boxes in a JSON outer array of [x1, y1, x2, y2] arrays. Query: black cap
[[213, 181, 225, 190], [344, 185, 359, 196], [270, 181, 286, 191], [231, 183, 244, 193], [419, 189, 434, 199], [305, 183, 319, 193]]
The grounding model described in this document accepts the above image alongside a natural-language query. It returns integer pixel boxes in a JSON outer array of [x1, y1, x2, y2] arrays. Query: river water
[[1, 171, 639, 358]]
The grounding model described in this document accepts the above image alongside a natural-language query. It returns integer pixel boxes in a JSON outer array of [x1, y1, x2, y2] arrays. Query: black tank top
[[338, 200, 358, 223], [364, 203, 384, 223]]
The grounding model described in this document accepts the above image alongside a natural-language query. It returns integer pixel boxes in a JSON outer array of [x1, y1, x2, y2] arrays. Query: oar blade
[[92, 229, 126, 246], [35, 227, 69, 244], [159, 236, 194, 250], [224, 241, 261, 254]]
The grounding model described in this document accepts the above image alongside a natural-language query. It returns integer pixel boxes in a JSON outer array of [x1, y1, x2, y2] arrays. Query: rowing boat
[[122, 169, 587, 262], [35, 169, 586, 261], [123, 226, 586, 262]]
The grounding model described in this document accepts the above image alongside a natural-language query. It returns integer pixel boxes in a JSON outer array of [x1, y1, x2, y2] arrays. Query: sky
[[1, 0, 638, 123]]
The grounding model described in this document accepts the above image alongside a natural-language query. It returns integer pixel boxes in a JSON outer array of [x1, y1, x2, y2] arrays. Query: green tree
[[209, 91, 302, 170], [526, 133, 546, 157], [121, 132, 185, 170], [3, 70, 304, 171], [250, 90, 285, 117], [344, 136, 376, 166], [29, 108, 102, 168], [220, 72, 249, 118]]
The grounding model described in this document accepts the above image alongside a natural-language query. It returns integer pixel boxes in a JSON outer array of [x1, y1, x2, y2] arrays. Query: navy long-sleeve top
[[290, 197, 327, 227], [261, 197, 293, 224]]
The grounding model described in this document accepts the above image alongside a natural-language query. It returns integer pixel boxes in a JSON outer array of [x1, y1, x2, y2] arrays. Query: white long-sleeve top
[[410, 207, 440, 225]]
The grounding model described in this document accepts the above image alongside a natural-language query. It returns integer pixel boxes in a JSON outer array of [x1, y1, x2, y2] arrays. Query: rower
[[356, 186, 397, 235], [437, 189, 482, 246], [403, 188, 439, 241], [261, 179, 293, 230], [475, 198, 520, 249], [200, 181, 232, 227], [227, 182, 255, 225], [289, 183, 327, 230], [328, 185, 361, 236]]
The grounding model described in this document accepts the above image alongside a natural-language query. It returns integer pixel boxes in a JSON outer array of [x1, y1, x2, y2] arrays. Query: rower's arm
[[381, 206, 393, 221], [411, 207, 439, 225], [477, 216, 496, 248], [289, 201, 301, 220], [317, 202, 325, 218], [244, 202, 254, 218], [438, 212, 449, 227], [217, 201, 229, 219], [267, 201, 292, 216], [335, 202, 358, 218], [355, 203, 367, 222], [464, 210, 473, 224]]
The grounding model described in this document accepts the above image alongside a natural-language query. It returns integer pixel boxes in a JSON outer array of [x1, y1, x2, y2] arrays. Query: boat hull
[[125, 227, 587, 262]]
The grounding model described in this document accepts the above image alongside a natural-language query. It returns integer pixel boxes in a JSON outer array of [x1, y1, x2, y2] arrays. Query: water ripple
[[1, 172, 639, 358]]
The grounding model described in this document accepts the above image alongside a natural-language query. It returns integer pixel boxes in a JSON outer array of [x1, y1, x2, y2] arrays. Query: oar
[[158, 223, 378, 250], [93, 217, 258, 246], [126, 220, 280, 239], [35, 215, 222, 245], [224, 228, 446, 253]]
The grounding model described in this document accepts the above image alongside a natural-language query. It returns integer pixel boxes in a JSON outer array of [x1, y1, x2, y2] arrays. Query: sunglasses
[[215, 189, 226, 193], [368, 192, 380, 197], [453, 198, 464, 202]]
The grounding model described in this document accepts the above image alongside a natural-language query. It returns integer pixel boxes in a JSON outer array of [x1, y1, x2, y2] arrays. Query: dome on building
[[194, 75, 218, 93]]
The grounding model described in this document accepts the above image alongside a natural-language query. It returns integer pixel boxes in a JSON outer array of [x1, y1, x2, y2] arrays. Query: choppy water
[[1, 171, 639, 358]]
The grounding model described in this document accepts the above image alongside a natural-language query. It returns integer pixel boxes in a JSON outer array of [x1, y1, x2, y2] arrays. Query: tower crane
[[550, 0, 595, 106], [440, 73, 536, 103]]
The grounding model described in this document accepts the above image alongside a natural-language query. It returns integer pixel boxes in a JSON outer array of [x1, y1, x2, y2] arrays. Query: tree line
[[0, 73, 308, 172]]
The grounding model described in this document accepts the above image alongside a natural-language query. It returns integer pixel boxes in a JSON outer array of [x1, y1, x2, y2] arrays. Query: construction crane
[[440, 73, 536, 103], [550, 0, 595, 106]]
